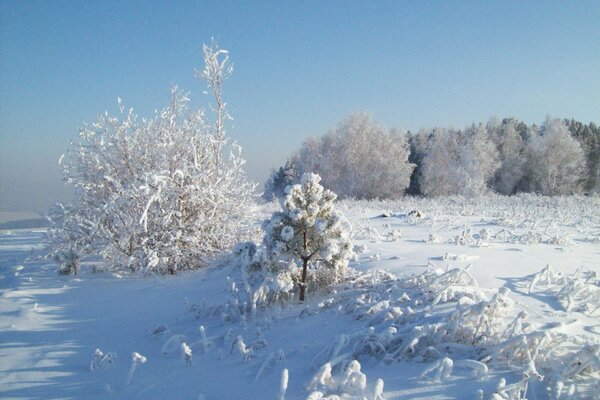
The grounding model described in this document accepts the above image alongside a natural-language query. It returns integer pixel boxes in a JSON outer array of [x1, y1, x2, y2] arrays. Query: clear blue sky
[[1, 0, 599, 212]]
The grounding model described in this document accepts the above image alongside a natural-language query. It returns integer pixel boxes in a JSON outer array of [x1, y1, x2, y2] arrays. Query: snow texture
[[1, 195, 599, 399]]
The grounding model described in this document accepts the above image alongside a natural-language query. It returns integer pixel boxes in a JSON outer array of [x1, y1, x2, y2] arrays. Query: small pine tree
[[263, 173, 352, 301]]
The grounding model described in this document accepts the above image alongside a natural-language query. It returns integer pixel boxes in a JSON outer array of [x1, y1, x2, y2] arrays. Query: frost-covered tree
[[419, 125, 499, 197], [459, 123, 500, 195], [419, 128, 460, 197], [262, 173, 352, 301], [526, 117, 585, 195], [489, 118, 527, 195], [567, 119, 600, 193], [406, 128, 431, 195], [46, 44, 256, 274], [263, 160, 298, 201], [294, 112, 414, 199]]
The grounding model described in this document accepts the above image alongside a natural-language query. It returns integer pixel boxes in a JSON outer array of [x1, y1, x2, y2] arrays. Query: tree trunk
[[299, 257, 308, 301], [300, 231, 309, 301]]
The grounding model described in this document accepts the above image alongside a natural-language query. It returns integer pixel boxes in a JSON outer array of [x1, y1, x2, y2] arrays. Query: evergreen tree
[[263, 160, 298, 201], [567, 119, 600, 192], [262, 173, 353, 301]]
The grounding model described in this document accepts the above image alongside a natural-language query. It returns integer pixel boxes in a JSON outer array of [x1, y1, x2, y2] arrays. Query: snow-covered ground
[[1, 195, 599, 400]]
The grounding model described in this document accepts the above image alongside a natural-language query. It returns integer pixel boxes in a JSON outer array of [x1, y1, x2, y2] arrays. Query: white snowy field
[[1, 195, 599, 400]]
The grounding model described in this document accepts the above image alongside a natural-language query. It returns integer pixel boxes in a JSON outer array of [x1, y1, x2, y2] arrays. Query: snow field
[[1, 195, 599, 399]]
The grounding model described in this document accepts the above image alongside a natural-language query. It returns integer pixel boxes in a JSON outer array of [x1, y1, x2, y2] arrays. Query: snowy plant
[[486, 375, 530, 400], [279, 368, 289, 400], [46, 204, 84, 274], [46, 43, 256, 275], [373, 378, 385, 400], [181, 342, 192, 365], [419, 357, 454, 382], [125, 352, 147, 386], [90, 348, 117, 371], [161, 334, 187, 355], [198, 325, 210, 353], [339, 360, 367, 399], [307, 363, 335, 392], [262, 173, 353, 301], [255, 349, 286, 381], [231, 335, 254, 362], [527, 266, 600, 315], [454, 359, 489, 380]]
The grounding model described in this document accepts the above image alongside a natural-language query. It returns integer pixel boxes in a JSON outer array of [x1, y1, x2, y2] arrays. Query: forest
[[264, 114, 600, 200]]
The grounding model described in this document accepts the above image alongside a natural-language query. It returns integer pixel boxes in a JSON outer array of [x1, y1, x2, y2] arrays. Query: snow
[[1, 195, 599, 399]]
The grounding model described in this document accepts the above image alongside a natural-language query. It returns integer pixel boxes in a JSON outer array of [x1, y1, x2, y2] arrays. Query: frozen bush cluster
[[527, 265, 600, 316], [306, 360, 383, 400], [46, 44, 256, 275], [303, 264, 599, 398]]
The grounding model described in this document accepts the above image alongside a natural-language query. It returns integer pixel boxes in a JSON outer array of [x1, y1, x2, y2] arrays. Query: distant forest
[[265, 114, 599, 200]]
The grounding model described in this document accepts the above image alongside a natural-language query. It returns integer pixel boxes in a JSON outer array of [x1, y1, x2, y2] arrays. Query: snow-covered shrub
[[255, 349, 286, 381], [279, 368, 289, 400], [56, 248, 80, 275], [90, 348, 117, 371], [307, 363, 335, 393], [232, 335, 254, 362], [125, 352, 147, 386], [46, 43, 256, 275], [223, 241, 296, 314], [527, 266, 600, 315], [419, 356, 454, 382], [46, 204, 83, 274], [306, 360, 372, 400], [485, 376, 530, 400], [262, 173, 353, 301], [161, 334, 187, 355], [181, 342, 192, 365]]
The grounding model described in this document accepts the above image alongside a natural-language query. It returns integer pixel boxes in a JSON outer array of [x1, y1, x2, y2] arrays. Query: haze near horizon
[[1, 0, 599, 212]]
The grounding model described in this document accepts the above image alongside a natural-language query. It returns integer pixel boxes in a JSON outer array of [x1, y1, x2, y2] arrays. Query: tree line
[[264, 113, 599, 200]]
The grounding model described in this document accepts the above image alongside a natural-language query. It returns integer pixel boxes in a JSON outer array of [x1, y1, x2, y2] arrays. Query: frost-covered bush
[[125, 352, 147, 386], [527, 265, 600, 316], [306, 359, 377, 400], [90, 348, 117, 371], [46, 44, 256, 274], [262, 173, 353, 301]]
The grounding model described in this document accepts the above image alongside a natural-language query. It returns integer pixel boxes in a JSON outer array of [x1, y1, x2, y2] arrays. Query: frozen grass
[[1, 195, 599, 399]]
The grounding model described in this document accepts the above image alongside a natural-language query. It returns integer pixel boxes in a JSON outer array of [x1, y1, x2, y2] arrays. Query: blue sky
[[1, 0, 599, 212]]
